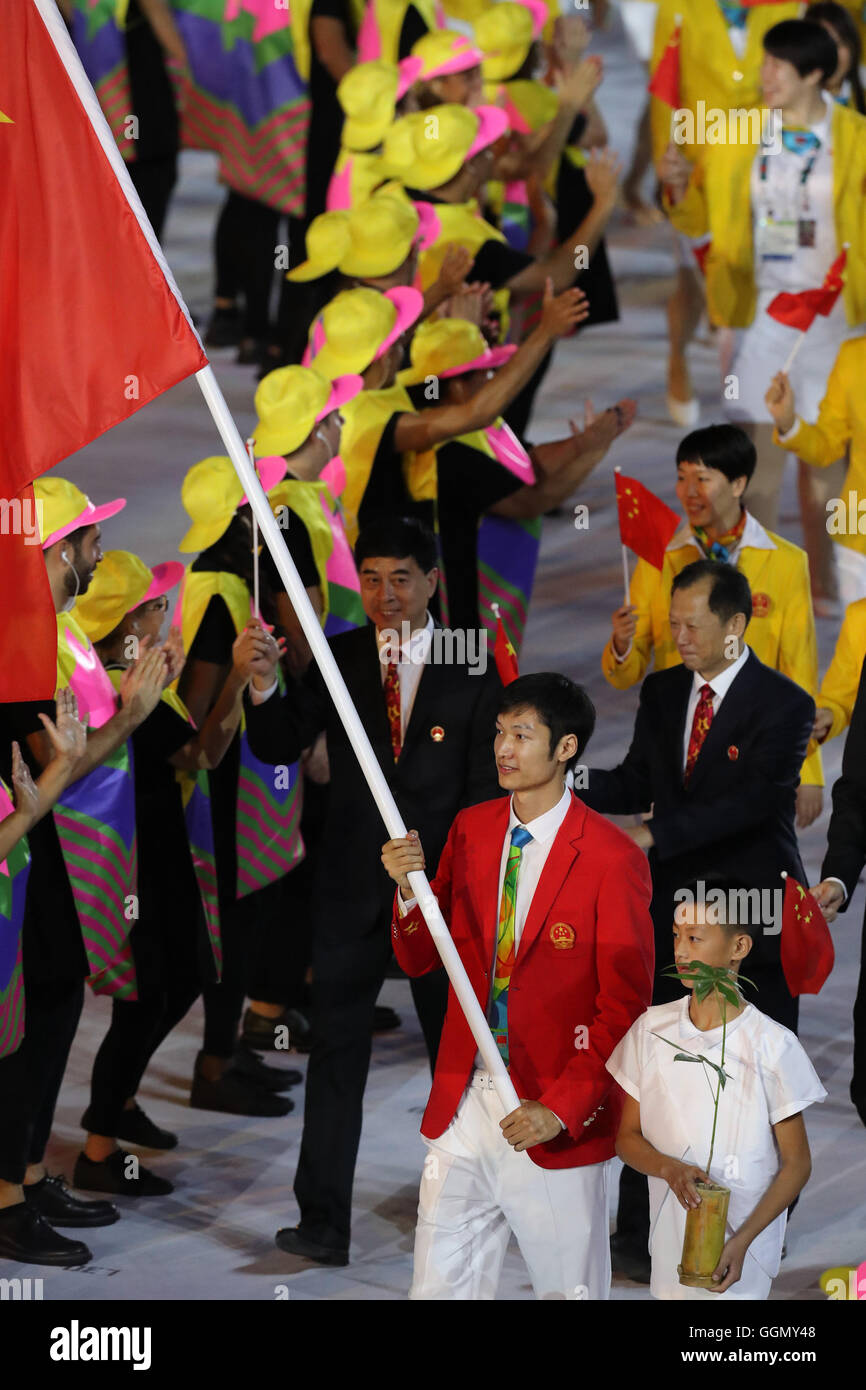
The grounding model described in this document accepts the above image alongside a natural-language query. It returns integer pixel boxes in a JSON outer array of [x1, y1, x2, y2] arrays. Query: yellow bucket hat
[[339, 195, 419, 278], [338, 60, 402, 152], [33, 475, 126, 550], [475, 1, 547, 82], [179, 456, 287, 553], [397, 317, 517, 386], [411, 29, 485, 79], [440, 0, 493, 19], [307, 286, 423, 378], [74, 551, 184, 643], [381, 103, 508, 190], [286, 210, 351, 283], [253, 366, 364, 457]]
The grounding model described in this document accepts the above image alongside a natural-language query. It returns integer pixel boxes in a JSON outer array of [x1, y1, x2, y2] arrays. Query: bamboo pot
[[677, 1183, 731, 1288]]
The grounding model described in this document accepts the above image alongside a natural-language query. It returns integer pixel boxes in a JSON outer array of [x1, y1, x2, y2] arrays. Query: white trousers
[[409, 1071, 612, 1301]]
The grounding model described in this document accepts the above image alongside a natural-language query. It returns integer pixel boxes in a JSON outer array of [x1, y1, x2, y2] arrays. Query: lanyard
[[758, 149, 818, 218]]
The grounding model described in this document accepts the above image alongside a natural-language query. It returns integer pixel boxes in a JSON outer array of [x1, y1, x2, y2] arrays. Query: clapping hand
[[539, 278, 590, 339], [10, 741, 39, 823], [38, 688, 87, 769]]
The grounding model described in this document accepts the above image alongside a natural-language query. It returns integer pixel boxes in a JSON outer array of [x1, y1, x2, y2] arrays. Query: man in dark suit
[[811, 655, 866, 1128], [582, 558, 814, 1280], [244, 516, 503, 1265]]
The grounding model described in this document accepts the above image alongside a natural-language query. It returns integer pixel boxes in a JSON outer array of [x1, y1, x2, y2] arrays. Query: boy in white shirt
[[607, 877, 826, 1299]]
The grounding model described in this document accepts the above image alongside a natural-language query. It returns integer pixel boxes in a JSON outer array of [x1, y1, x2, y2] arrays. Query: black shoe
[[203, 305, 242, 348], [228, 1042, 302, 1092], [284, 1007, 313, 1053], [373, 1004, 401, 1032], [190, 1056, 294, 1117], [81, 1101, 178, 1151], [73, 1150, 174, 1198], [23, 1173, 120, 1229], [0, 1203, 92, 1268], [275, 1226, 349, 1266], [236, 337, 269, 366], [241, 1006, 291, 1052], [610, 1233, 651, 1284]]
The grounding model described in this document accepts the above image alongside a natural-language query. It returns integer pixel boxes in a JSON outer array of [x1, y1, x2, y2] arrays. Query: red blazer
[[392, 793, 654, 1169]]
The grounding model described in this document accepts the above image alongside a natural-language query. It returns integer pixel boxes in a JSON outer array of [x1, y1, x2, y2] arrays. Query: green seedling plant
[[651, 961, 755, 1179]]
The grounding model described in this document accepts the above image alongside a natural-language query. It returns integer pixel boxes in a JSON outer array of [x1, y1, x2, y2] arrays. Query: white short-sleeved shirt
[[606, 997, 826, 1300]]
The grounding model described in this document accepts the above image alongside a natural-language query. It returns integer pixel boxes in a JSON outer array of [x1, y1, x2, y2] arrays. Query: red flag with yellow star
[[781, 875, 835, 997], [494, 611, 520, 686], [0, 0, 207, 699], [648, 22, 681, 108], [615, 473, 680, 570]]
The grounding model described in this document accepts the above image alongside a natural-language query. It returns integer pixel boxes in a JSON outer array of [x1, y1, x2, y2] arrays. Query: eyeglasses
[[139, 595, 169, 614]]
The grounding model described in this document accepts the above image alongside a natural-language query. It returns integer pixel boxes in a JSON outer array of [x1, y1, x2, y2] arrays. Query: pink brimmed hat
[[140, 560, 185, 606], [33, 475, 126, 550], [467, 104, 509, 159]]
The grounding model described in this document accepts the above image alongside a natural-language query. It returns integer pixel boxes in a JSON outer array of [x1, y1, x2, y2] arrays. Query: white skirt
[[616, 0, 658, 64], [724, 290, 859, 424]]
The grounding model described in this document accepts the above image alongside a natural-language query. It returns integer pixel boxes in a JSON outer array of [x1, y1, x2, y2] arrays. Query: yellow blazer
[[817, 596, 866, 741], [601, 515, 823, 784], [776, 336, 866, 556], [666, 101, 866, 327], [650, 0, 802, 166]]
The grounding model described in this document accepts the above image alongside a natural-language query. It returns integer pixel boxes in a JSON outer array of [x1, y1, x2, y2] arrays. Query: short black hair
[[763, 18, 839, 82], [671, 559, 752, 629], [497, 672, 596, 773], [675, 875, 767, 938], [354, 515, 438, 573], [676, 424, 756, 486]]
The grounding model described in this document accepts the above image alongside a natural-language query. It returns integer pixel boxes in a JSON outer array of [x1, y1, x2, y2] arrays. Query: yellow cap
[[440, 0, 493, 19], [475, 2, 539, 82], [73, 550, 154, 643], [179, 457, 246, 553], [339, 194, 419, 278], [308, 288, 399, 378], [33, 475, 126, 550], [254, 365, 334, 457], [382, 105, 482, 190], [286, 211, 351, 283], [338, 60, 400, 152], [397, 317, 515, 385], [411, 29, 484, 79]]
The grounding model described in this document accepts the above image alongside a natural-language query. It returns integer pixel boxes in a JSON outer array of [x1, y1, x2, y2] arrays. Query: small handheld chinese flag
[[767, 248, 847, 333], [615, 472, 681, 571], [780, 875, 835, 997], [648, 22, 681, 108], [492, 606, 520, 685]]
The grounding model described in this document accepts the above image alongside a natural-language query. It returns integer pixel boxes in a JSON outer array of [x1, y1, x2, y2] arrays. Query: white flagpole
[[246, 437, 261, 620], [781, 332, 806, 376], [195, 366, 521, 1117], [30, 0, 521, 1117], [614, 466, 630, 604]]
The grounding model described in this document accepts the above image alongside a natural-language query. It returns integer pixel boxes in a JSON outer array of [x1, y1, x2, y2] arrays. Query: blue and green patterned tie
[[489, 825, 533, 1065]]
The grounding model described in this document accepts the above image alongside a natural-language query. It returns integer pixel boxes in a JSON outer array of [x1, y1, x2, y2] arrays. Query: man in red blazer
[[382, 672, 655, 1299]]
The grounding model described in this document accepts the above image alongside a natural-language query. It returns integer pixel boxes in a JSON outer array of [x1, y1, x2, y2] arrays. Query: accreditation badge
[[755, 215, 797, 262]]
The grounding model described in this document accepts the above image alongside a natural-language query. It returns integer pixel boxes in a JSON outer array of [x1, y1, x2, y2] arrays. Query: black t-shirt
[[398, 4, 430, 58], [0, 701, 87, 986], [184, 590, 240, 902], [356, 412, 414, 532], [122, 694, 200, 922], [470, 239, 534, 290], [260, 503, 322, 593], [435, 440, 523, 630]]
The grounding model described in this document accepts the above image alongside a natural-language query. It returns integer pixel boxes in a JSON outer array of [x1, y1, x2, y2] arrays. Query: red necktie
[[384, 660, 402, 762], [684, 682, 714, 786]]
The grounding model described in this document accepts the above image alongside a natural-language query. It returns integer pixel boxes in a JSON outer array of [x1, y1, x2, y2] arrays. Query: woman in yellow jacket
[[813, 594, 866, 741], [602, 423, 824, 824], [649, 0, 802, 425], [766, 335, 866, 604], [662, 18, 866, 606]]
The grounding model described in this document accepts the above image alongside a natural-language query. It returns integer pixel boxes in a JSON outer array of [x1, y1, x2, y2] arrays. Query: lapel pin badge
[[751, 592, 771, 618], [727, 745, 739, 761], [430, 725, 445, 742], [549, 922, 575, 950]]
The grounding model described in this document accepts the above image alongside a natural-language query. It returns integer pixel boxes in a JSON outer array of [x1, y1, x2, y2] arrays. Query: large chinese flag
[[648, 23, 680, 108], [616, 473, 681, 571], [0, 0, 207, 700], [780, 875, 835, 997]]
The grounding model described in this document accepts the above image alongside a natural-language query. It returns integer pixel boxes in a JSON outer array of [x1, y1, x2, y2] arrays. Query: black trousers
[[201, 881, 281, 1059], [213, 190, 281, 341], [614, 951, 799, 1252], [84, 898, 205, 1136], [0, 974, 85, 1184], [293, 916, 449, 1249], [128, 154, 177, 241]]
